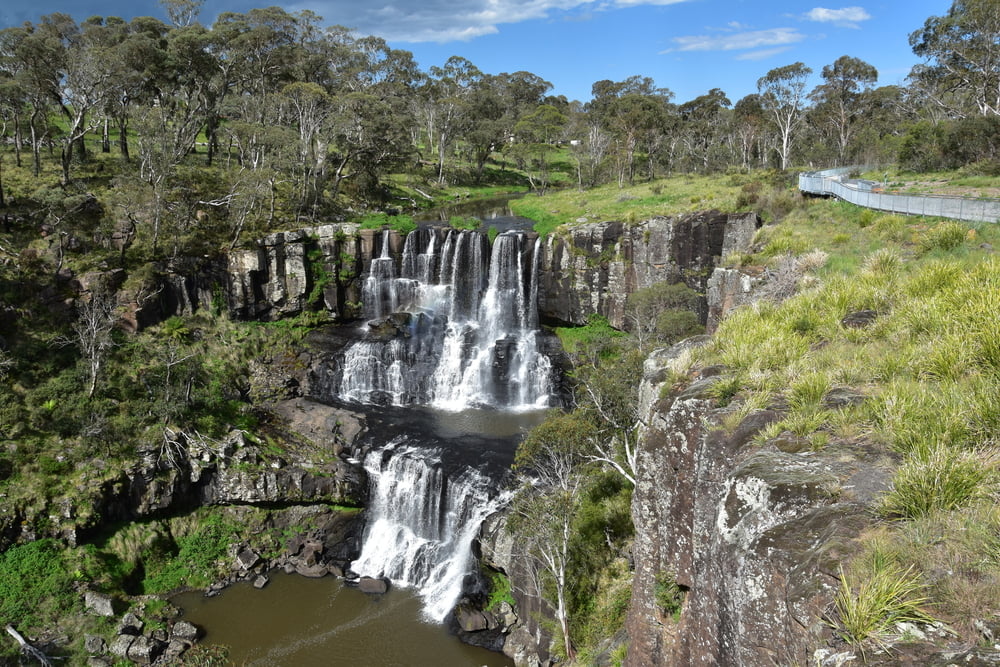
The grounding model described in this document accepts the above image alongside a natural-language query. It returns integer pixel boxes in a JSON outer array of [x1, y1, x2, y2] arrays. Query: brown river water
[[174, 572, 514, 666]]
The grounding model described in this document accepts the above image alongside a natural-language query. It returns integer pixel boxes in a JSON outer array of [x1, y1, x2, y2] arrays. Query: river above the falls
[[173, 572, 515, 666]]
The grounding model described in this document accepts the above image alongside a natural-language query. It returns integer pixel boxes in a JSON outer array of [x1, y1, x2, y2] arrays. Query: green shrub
[[448, 215, 480, 231], [485, 569, 516, 612], [143, 513, 242, 593], [358, 212, 417, 235], [0, 539, 78, 630], [654, 572, 685, 619]]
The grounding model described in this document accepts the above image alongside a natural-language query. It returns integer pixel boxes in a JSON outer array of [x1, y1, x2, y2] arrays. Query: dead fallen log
[[5, 625, 53, 666]]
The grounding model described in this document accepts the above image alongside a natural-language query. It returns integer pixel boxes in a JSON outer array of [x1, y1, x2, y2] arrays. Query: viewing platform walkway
[[798, 167, 1000, 223]]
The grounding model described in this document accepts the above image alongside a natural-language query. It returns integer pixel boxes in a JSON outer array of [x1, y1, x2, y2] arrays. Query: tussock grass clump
[[832, 550, 937, 648], [880, 444, 999, 519], [918, 221, 968, 254]]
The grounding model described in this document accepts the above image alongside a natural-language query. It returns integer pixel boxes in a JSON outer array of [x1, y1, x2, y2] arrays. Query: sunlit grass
[[509, 174, 743, 235]]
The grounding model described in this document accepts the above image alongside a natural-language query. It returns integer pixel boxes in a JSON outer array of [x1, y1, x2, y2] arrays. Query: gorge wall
[[623, 341, 891, 666], [135, 210, 761, 331]]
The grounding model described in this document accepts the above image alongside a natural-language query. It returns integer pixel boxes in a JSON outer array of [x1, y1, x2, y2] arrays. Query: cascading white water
[[338, 228, 552, 411], [352, 440, 510, 622], [336, 225, 555, 626]]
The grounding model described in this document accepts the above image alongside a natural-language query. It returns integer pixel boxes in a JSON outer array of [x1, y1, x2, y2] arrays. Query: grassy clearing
[[510, 173, 747, 235]]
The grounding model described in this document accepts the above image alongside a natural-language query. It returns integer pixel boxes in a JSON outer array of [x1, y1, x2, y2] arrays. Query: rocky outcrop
[[705, 267, 764, 333], [226, 224, 366, 321], [535, 211, 761, 329], [120, 401, 365, 520], [479, 511, 556, 667], [625, 340, 893, 666]]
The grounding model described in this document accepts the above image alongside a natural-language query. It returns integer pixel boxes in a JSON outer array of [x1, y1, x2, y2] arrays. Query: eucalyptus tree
[[566, 100, 609, 189], [909, 0, 1000, 118], [0, 74, 25, 168], [463, 71, 551, 182], [159, 0, 205, 28], [281, 81, 332, 212], [732, 94, 767, 171], [678, 88, 731, 172], [511, 411, 598, 662], [42, 14, 120, 185], [313, 35, 418, 206], [98, 16, 170, 162], [0, 20, 63, 176], [809, 56, 878, 165], [512, 103, 567, 194], [757, 62, 812, 169], [589, 76, 674, 186], [130, 23, 218, 254], [426, 56, 481, 184]]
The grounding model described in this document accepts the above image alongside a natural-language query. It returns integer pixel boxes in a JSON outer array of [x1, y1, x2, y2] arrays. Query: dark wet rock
[[457, 607, 490, 632], [301, 538, 324, 566], [357, 576, 389, 594], [295, 562, 328, 578], [840, 309, 878, 328], [236, 548, 260, 571]]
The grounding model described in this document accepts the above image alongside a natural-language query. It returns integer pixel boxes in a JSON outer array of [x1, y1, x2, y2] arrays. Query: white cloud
[[736, 47, 793, 61], [286, 0, 690, 43], [664, 27, 806, 53], [804, 6, 871, 28]]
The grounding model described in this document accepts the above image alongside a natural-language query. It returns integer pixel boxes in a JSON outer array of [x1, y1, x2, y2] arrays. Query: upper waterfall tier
[[334, 228, 555, 411]]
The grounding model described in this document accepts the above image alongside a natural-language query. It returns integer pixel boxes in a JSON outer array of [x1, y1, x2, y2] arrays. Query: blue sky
[[0, 0, 954, 104]]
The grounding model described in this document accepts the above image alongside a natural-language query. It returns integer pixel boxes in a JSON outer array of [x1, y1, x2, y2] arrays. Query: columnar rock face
[[147, 212, 760, 329], [227, 224, 364, 321], [625, 341, 889, 666], [535, 211, 760, 329]]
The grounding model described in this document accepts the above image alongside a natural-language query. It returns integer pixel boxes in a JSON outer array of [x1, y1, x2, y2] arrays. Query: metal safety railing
[[799, 167, 1000, 223]]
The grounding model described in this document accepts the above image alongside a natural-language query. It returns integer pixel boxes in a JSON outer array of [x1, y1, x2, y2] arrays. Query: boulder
[[357, 576, 389, 594], [456, 608, 490, 632], [126, 635, 162, 665], [295, 562, 329, 578], [84, 634, 107, 654], [84, 591, 116, 617], [108, 634, 134, 658], [117, 612, 143, 636], [235, 547, 260, 571], [171, 620, 200, 644]]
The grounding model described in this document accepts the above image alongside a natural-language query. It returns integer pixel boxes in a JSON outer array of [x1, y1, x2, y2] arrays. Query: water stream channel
[[174, 199, 557, 664]]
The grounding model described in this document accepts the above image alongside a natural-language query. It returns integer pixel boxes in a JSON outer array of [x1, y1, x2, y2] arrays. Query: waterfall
[[336, 228, 553, 411], [351, 439, 510, 622], [332, 225, 555, 626]]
